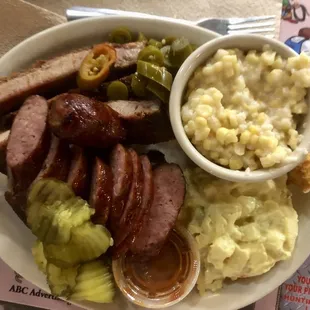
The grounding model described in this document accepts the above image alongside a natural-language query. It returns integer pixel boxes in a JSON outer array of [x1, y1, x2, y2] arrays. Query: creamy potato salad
[[181, 47, 310, 170], [181, 168, 298, 293]]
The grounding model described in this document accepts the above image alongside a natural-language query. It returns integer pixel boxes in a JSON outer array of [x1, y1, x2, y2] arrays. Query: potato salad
[[181, 47, 310, 170], [181, 167, 298, 294]]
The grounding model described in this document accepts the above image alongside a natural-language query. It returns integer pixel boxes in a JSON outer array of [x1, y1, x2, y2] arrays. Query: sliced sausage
[[114, 149, 143, 247], [48, 93, 126, 148], [6, 95, 50, 193], [35, 135, 70, 182], [130, 155, 154, 241], [114, 155, 154, 258], [109, 144, 133, 230], [90, 157, 113, 226], [130, 164, 185, 256], [0, 130, 10, 175], [67, 146, 89, 200]]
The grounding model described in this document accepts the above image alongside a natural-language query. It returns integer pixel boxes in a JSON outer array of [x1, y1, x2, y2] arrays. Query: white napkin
[[0, 0, 282, 57]]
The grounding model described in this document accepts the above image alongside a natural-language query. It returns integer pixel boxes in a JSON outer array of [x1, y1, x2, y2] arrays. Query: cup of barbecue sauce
[[112, 225, 200, 308]]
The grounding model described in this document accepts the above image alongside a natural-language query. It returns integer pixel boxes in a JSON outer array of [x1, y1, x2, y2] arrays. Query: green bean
[[169, 37, 193, 66], [138, 46, 164, 66], [148, 39, 163, 49], [147, 80, 170, 104], [131, 73, 147, 97], [107, 81, 129, 100], [137, 60, 173, 91], [109, 27, 132, 44]]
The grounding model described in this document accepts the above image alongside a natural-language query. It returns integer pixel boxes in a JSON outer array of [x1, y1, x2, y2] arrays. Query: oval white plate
[[0, 16, 309, 310]]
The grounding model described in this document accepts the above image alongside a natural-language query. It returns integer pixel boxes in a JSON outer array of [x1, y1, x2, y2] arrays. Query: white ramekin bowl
[[170, 34, 310, 182]]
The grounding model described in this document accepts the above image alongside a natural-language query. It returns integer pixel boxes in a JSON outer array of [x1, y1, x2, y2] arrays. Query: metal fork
[[66, 6, 276, 37]]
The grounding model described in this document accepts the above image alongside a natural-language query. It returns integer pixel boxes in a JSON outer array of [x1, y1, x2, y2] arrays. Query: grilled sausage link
[[48, 93, 126, 148]]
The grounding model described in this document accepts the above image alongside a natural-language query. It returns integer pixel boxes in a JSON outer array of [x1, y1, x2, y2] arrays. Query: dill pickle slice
[[43, 197, 95, 245], [28, 179, 74, 206], [27, 180, 94, 245], [27, 179, 74, 227], [32, 206, 60, 243], [70, 261, 115, 303], [32, 240, 47, 274], [44, 223, 113, 268], [46, 263, 79, 297]]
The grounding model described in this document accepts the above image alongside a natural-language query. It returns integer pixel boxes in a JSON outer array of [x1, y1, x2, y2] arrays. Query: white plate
[[0, 16, 309, 310]]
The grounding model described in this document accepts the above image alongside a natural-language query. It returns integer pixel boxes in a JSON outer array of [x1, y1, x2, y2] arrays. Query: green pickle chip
[[27, 179, 94, 245], [32, 240, 47, 274], [47, 263, 79, 297], [70, 260, 115, 303], [44, 222, 112, 268]]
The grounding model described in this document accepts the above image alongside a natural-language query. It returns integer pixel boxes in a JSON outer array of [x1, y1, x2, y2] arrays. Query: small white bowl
[[170, 34, 310, 182]]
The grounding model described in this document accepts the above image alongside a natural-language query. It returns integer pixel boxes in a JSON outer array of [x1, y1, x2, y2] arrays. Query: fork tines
[[228, 15, 276, 37]]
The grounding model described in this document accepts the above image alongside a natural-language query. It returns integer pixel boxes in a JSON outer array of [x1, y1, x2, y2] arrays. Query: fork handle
[[66, 6, 193, 25]]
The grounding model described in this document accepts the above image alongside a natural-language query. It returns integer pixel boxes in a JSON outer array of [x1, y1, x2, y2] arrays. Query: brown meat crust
[[34, 135, 70, 182], [114, 149, 143, 248], [67, 146, 90, 200], [109, 145, 133, 234], [0, 130, 10, 175], [114, 155, 153, 258], [90, 157, 113, 226], [48, 93, 126, 148]]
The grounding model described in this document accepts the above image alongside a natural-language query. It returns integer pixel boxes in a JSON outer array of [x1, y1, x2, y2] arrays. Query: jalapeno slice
[[137, 32, 147, 42], [146, 80, 170, 104], [131, 73, 147, 97], [137, 60, 173, 91], [169, 37, 193, 66], [77, 44, 116, 90], [107, 81, 129, 100], [162, 36, 177, 46], [138, 46, 164, 67], [109, 27, 132, 44], [161, 45, 178, 70], [148, 39, 163, 49]]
